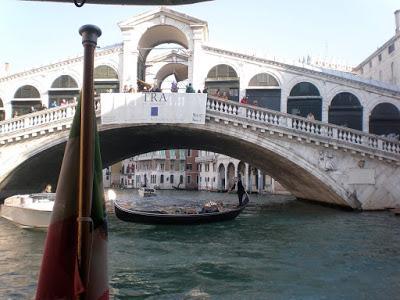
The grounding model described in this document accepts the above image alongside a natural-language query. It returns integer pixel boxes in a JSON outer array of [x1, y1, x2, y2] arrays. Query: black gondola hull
[[114, 201, 247, 225]]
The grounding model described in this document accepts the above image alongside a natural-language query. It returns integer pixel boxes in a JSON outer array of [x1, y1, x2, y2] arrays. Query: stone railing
[[1, 95, 399, 158], [0, 104, 77, 135], [206, 96, 400, 156]]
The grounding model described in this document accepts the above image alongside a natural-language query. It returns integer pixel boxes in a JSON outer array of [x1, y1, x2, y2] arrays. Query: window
[[187, 176, 191, 184], [160, 163, 164, 171], [180, 175, 184, 184], [160, 175, 164, 184], [186, 164, 192, 171], [388, 44, 395, 54], [170, 175, 174, 184], [205, 164, 210, 172], [187, 149, 191, 157], [378, 53, 382, 62]]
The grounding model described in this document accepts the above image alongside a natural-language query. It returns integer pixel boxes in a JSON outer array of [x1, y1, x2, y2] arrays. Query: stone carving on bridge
[[318, 150, 337, 172]]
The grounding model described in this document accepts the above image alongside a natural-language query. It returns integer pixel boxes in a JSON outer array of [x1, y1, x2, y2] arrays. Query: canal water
[[0, 190, 399, 299]]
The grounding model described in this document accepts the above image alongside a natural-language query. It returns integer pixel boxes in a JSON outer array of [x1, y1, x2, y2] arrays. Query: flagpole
[[78, 24, 102, 300]]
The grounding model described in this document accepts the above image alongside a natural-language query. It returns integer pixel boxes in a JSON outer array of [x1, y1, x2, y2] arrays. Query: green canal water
[[0, 190, 399, 299]]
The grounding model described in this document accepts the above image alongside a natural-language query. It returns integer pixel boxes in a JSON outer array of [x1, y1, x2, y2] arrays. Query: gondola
[[114, 197, 249, 225]]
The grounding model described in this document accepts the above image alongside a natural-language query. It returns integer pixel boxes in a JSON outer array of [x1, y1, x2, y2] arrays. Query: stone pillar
[[245, 163, 250, 192], [190, 27, 207, 92], [121, 30, 139, 90]]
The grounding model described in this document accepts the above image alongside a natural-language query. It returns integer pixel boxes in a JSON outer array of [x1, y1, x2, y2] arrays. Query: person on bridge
[[186, 83, 195, 93], [229, 175, 246, 206]]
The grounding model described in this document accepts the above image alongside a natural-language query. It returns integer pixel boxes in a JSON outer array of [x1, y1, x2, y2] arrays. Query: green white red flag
[[35, 99, 108, 299]]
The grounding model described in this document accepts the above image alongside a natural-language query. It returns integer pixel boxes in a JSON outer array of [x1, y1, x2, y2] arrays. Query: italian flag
[[36, 99, 108, 299]]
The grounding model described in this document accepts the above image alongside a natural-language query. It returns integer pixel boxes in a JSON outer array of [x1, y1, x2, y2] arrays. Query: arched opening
[[12, 85, 41, 117], [227, 162, 235, 190], [329, 92, 363, 130], [49, 75, 79, 107], [218, 163, 226, 191], [94, 65, 119, 95], [155, 62, 188, 92], [237, 161, 246, 179], [137, 25, 189, 87], [205, 64, 240, 101], [0, 98, 5, 121], [246, 73, 281, 110], [247, 166, 259, 193], [287, 82, 322, 120], [369, 103, 400, 137]]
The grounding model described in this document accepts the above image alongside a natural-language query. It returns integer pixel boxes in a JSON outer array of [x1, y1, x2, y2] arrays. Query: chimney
[[4, 62, 10, 74], [395, 10, 400, 34]]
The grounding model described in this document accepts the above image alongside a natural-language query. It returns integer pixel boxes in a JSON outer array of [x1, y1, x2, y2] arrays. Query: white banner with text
[[100, 93, 207, 125]]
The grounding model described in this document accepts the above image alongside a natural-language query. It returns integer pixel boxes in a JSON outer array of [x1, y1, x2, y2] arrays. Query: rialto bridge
[[0, 7, 399, 210], [0, 94, 399, 210], [0, 7, 399, 136]]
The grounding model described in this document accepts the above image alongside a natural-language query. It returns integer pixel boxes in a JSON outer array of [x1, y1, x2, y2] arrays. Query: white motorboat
[[0, 193, 55, 228], [138, 187, 156, 197]]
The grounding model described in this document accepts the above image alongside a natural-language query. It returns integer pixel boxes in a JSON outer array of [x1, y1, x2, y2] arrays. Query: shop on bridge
[[12, 85, 42, 117], [48, 75, 80, 107], [328, 92, 363, 131], [369, 102, 400, 137], [205, 64, 240, 101], [287, 82, 322, 120], [94, 65, 120, 95], [245, 73, 281, 111]]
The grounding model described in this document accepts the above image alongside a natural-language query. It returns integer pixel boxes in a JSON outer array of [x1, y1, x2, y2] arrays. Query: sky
[[0, 0, 399, 73]]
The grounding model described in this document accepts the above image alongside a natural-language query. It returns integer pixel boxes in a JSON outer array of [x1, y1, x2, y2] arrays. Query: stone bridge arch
[[0, 121, 360, 209]]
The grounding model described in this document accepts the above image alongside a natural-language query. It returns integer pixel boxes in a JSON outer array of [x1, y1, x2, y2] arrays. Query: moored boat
[[0, 193, 55, 228], [138, 187, 156, 197], [114, 197, 249, 225]]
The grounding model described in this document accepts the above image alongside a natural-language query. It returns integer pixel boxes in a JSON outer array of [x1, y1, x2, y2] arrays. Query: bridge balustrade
[[0, 95, 399, 157], [206, 96, 400, 156], [0, 104, 77, 135]]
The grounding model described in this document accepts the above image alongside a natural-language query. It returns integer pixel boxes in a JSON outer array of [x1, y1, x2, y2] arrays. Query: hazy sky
[[1, 0, 399, 73]]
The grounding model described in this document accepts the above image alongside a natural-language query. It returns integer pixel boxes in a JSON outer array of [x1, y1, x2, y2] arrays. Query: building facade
[[354, 10, 400, 86], [116, 149, 199, 190]]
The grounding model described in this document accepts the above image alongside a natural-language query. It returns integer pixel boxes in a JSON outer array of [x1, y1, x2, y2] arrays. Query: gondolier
[[229, 175, 246, 206]]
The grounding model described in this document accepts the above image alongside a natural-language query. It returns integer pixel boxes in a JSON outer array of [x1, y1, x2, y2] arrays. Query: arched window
[[227, 163, 235, 189], [51, 75, 78, 89], [13, 85, 41, 116], [94, 65, 119, 94], [289, 82, 320, 97], [49, 75, 79, 107], [205, 64, 240, 101], [218, 163, 226, 190], [14, 85, 40, 98], [287, 82, 322, 120], [94, 65, 118, 79], [391, 62, 396, 85], [246, 73, 281, 110], [248, 73, 279, 87], [328, 92, 363, 130], [369, 103, 400, 136]]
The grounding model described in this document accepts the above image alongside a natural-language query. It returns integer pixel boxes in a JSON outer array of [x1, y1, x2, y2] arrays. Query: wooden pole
[[78, 24, 101, 300]]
